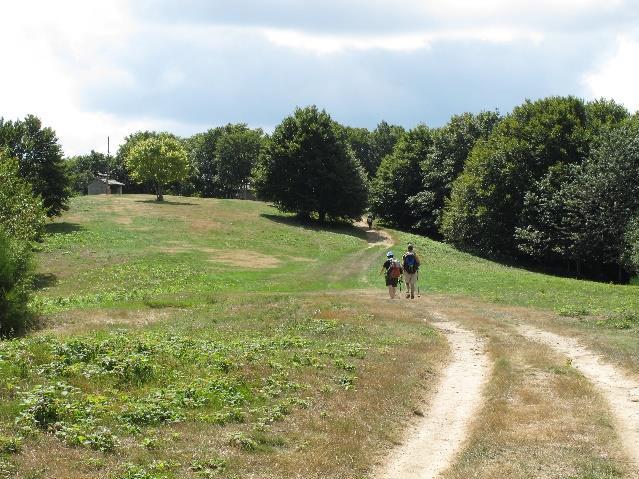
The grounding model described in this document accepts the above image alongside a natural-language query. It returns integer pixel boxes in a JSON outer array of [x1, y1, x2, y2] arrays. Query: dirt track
[[519, 325, 639, 473], [378, 315, 490, 479]]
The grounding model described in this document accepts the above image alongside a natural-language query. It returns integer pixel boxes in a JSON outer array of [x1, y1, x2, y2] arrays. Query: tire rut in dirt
[[379, 316, 490, 479]]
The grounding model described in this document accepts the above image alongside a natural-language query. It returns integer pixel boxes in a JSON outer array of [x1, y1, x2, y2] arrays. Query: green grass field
[[0, 194, 637, 478]]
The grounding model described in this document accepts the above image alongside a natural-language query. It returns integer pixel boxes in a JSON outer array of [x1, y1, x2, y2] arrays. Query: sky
[[1, 0, 638, 156]]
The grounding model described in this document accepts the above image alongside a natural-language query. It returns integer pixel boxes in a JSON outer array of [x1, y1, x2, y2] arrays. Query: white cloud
[[583, 34, 639, 112], [263, 27, 545, 55], [0, 0, 142, 154]]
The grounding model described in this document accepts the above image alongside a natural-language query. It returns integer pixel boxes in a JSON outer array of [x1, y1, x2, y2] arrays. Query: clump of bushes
[[0, 155, 47, 337]]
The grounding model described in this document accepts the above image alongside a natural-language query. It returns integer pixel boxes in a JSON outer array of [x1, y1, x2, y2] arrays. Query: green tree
[[370, 125, 432, 229], [343, 127, 375, 178], [125, 135, 189, 201], [408, 111, 500, 234], [254, 106, 367, 221], [188, 124, 254, 197], [0, 115, 69, 216], [370, 121, 405, 175], [514, 99, 629, 272], [442, 96, 589, 257], [623, 216, 639, 274], [561, 121, 639, 280], [0, 154, 47, 243], [115, 131, 174, 194], [0, 154, 46, 337], [215, 128, 263, 198]]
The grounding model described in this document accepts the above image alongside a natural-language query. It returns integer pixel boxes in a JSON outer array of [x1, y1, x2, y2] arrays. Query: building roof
[[93, 174, 125, 186]]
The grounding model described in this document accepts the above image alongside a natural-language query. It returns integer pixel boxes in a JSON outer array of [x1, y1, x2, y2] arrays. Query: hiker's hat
[[386, 251, 393, 258]]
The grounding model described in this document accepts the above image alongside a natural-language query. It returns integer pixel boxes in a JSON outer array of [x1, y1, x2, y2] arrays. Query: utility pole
[[106, 136, 111, 195]]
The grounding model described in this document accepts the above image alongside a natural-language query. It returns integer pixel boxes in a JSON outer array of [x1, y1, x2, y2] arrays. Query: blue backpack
[[403, 253, 418, 274]]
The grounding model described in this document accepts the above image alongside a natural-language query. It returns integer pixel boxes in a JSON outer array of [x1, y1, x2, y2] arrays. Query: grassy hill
[[0, 194, 637, 478]]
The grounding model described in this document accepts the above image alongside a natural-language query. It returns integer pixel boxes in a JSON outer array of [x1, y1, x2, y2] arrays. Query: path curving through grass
[[378, 315, 490, 479]]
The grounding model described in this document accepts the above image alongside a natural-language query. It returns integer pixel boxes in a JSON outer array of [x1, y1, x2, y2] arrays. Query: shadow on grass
[[45, 222, 83, 235], [32, 273, 58, 290], [134, 199, 197, 206], [261, 213, 368, 241]]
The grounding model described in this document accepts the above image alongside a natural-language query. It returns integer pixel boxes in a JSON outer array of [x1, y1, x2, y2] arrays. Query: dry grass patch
[[35, 307, 175, 335]]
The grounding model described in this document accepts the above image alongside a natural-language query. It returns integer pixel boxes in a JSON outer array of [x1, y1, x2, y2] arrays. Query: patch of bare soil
[[157, 243, 281, 268], [355, 220, 394, 248], [39, 308, 174, 335], [519, 325, 639, 473], [378, 315, 490, 479], [207, 249, 281, 268], [189, 217, 222, 232]]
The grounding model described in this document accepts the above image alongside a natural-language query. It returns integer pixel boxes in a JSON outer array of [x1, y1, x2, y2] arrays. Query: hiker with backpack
[[366, 215, 373, 230], [402, 244, 420, 299], [381, 251, 403, 299]]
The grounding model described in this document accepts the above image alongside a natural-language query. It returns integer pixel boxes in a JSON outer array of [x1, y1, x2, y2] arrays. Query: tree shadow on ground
[[260, 213, 368, 242], [134, 199, 197, 206], [32, 273, 58, 290], [45, 222, 83, 235]]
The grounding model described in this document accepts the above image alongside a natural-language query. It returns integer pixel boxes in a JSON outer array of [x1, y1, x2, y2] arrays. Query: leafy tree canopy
[[0, 154, 47, 243], [254, 106, 367, 221], [125, 134, 189, 201], [0, 115, 69, 216], [370, 124, 432, 229]]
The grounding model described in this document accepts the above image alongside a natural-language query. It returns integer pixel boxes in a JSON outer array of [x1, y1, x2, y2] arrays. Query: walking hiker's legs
[[404, 273, 416, 298], [388, 285, 396, 299]]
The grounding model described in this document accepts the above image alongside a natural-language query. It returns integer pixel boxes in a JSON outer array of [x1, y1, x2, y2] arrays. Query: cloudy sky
[[1, 0, 638, 155]]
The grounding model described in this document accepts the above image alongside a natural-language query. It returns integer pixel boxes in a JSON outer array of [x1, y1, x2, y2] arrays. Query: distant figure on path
[[402, 243, 420, 299], [366, 215, 373, 230], [381, 251, 403, 299]]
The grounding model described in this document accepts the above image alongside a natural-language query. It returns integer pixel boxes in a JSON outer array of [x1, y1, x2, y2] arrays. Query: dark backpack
[[403, 252, 418, 274]]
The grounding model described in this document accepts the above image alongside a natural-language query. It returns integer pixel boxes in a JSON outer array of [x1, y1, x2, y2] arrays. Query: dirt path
[[519, 325, 639, 473], [354, 220, 394, 248], [378, 315, 490, 479]]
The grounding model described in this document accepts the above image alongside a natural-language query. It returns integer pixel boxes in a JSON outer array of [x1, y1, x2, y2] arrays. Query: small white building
[[87, 173, 124, 195]]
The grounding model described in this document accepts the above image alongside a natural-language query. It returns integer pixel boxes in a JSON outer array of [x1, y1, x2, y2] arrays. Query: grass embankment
[[0, 195, 446, 478]]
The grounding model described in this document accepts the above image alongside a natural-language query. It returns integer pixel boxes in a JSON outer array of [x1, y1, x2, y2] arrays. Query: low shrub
[[0, 230, 33, 337]]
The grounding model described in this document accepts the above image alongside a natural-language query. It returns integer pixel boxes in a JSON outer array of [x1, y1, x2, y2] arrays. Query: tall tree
[[442, 96, 589, 257], [370, 125, 432, 229], [215, 128, 263, 198], [0, 154, 47, 337], [254, 106, 367, 221], [125, 135, 189, 201], [370, 121, 405, 175], [408, 111, 501, 234], [188, 124, 252, 197], [115, 131, 169, 193], [561, 120, 639, 280], [343, 127, 375, 178], [0, 115, 69, 216]]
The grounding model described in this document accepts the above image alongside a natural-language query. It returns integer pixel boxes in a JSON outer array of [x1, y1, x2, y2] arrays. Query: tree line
[[369, 97, 639, 283], [1, 97, 639, 336]]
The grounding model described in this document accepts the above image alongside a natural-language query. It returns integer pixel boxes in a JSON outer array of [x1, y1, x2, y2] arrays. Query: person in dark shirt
[[380, 251, 402, 299]]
